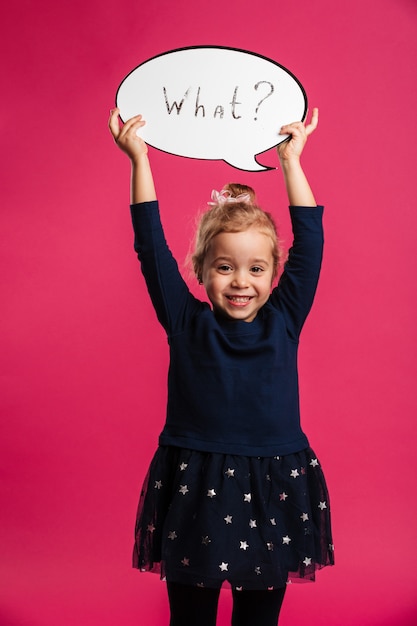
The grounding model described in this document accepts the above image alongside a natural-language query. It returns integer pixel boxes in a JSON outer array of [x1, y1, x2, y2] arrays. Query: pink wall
[[1, 0, 417, 624]]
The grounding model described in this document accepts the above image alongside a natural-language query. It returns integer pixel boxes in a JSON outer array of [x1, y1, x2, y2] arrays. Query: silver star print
[[207, 489, 216, 498], [243, 493, 252, 502], [318, 501, 327, 510], [147, 524, 155, 533], [300, 513, 309, 522], [240, 541, 249, 550], [279, 492, 288, 501], [179, 462, 188, 471], [290, 469, 300, 478], [154, 480, 162, 489], [179, 485, 189, 495], [219, 562, 228, 571], [168, 531, 177, 540], [310, 458, 319, 467], [225, 468, 235, 478], [201, 536, 211, 545], [181, 557, 190, 566], [267, 542, 274, 551], [255, 566, 261, 575], [303, 557, 312, 566], [249, 519, 257, 528], [270, 517, 277, 526], [282, 535, 291, 545], [224, 515, 233, 524]]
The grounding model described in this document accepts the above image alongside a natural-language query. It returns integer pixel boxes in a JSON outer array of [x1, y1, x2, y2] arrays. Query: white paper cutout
[[116, 46, 307, 172]]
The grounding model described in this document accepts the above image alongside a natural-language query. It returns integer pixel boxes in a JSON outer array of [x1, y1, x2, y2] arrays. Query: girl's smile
[[201, 227, 275, 322]]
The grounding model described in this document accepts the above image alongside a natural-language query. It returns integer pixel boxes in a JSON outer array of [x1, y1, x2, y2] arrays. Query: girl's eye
[[251, 266, 264, 273], [217, 264, 232, 272]]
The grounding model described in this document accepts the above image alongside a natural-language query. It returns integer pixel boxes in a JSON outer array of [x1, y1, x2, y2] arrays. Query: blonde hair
[[192, 183, 281, 282]]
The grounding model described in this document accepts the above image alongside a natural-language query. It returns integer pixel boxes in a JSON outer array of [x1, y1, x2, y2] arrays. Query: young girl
[[109, 107, 334, 626]]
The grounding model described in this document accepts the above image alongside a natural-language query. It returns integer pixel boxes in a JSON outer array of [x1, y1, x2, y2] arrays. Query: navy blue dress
[[130, 201, 334, 590]]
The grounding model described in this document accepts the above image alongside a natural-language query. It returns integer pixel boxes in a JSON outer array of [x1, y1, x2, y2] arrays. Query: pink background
[[2, 0, 417, 624]]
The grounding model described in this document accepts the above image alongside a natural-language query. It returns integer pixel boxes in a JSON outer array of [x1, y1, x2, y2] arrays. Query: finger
[[118, 115, 146, 140], [108, 107, 121, 140], [122, 113, 144, 130], [280, 120, 305, 135], [305, 107, 319, 136]]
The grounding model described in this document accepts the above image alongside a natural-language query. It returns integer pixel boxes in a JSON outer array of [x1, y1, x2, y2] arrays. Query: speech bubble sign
[[116, 46, 307, 172]]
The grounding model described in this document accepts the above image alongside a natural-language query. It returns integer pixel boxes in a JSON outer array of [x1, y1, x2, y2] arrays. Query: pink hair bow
[[208, 189, 251, 206]]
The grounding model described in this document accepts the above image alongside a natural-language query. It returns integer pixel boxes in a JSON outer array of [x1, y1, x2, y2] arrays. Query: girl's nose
[[231, 272, 249, 288]]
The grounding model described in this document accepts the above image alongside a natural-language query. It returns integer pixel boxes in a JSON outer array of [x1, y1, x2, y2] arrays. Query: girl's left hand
[[277, 107, 318, 161], [109, 108, 148, 162]]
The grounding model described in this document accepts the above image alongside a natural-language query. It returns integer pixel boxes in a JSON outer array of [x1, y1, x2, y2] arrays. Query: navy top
[[131, 201, 324, 456]]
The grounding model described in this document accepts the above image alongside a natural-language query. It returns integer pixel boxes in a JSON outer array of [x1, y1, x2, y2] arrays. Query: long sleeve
[[130, 201, 202, 334], [270, 206, 324, 340]]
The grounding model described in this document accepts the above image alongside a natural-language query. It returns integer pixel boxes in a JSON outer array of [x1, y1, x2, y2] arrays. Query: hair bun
[[208, 189, 251, 206]]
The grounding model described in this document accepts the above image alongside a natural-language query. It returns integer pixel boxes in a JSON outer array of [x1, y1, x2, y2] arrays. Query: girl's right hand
[[108, 108, 148, 161], [277, 108, 318, 162]]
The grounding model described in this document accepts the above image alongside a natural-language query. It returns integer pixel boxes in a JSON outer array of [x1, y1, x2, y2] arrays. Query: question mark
[[254, 81, 274, 121]]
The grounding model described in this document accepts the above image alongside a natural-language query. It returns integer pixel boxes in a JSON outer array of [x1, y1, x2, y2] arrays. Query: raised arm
[[277, 108, 319, 207], [109, 108, 157, 204], [108, 108, 201, 334]]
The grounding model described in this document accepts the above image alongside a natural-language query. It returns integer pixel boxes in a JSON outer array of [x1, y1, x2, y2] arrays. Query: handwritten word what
[[163, 82, 275, 121]]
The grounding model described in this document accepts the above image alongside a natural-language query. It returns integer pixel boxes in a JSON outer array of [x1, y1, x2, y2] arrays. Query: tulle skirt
[[133, 445, 334, 590]]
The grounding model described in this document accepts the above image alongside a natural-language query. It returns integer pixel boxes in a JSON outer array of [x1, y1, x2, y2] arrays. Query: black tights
[[167, 581, 286, 626]]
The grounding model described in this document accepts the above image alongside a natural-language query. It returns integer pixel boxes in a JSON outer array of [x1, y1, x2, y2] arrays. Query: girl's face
[[201, 227, 275, 323]]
